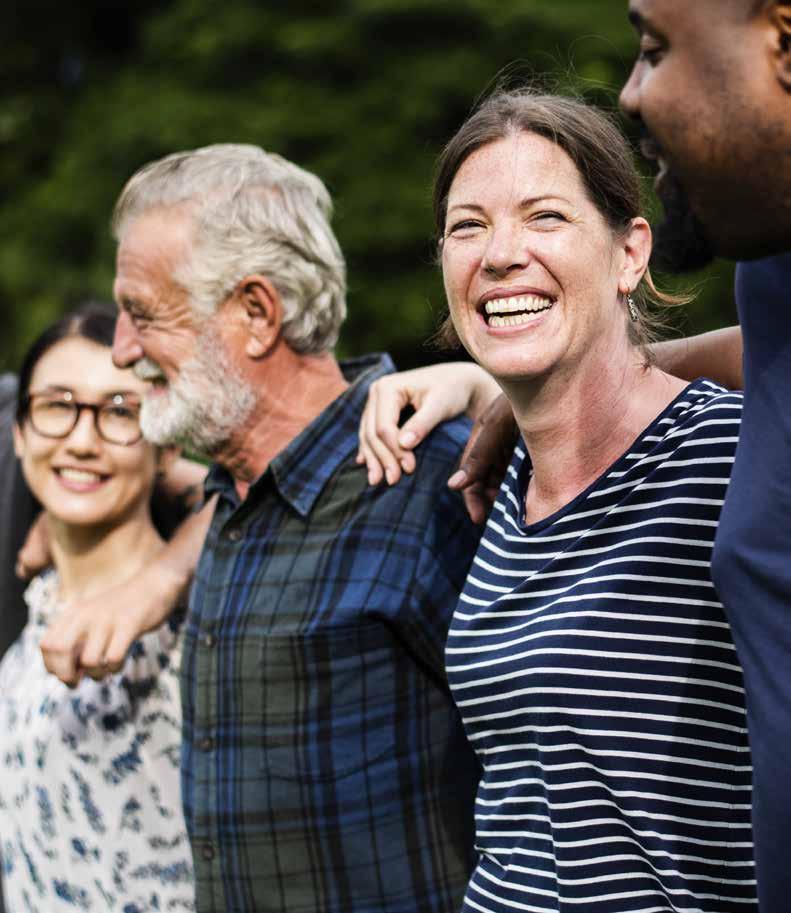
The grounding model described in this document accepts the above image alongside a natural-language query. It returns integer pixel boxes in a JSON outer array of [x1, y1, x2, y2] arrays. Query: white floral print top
[[0, 572, 194, 912]]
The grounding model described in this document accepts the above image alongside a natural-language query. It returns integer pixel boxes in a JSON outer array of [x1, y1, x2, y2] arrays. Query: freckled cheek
[[443, 251, 480, 315]]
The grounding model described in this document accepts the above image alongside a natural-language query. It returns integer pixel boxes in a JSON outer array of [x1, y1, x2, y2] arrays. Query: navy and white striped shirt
[[447, 380, 757, 913]]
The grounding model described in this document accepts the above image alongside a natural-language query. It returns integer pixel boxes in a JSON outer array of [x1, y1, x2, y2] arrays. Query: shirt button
[[201, 843, 215, 861], [199, 736, 214, 752], [203, 633, 217, 648], [226, 527, 242, 542]]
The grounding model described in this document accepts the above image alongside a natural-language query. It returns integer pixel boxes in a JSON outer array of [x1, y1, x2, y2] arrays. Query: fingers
[[79, 618, 117, 680], [40, 619, 85, 688], [358, 367, 480, 487], [449, 393, 517, 523], [102, 625, 137, 675], [40, 611, 118, 686], [457, 394, 515, 482], [358, 380, 409, 485]]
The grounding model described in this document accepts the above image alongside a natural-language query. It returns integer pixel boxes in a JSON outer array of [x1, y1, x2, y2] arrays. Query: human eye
[[530, 210, 568, 229], [39, 396, 74, 412], [637, 35, 664, 65], [446, 219, 485, 238], [123, 300, 151, 327], [104, 395, 139, 420]]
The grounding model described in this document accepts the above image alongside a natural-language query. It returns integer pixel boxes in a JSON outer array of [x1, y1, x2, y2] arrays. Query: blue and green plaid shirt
[[181, 354, 482, 913]]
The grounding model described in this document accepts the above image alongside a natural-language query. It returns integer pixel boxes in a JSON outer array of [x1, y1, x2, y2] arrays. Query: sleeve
[[400, 421, 483, 684], [0, 375, 37, 661]]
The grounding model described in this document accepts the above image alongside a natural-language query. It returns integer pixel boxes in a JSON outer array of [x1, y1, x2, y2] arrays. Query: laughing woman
[[0, 304, 194, 912], [360, 91, 756, 913]]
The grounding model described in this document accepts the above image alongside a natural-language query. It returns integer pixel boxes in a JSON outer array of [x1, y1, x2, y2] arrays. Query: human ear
[[618, 218, 653, 294], [236, 275, 283, 359], [770, 2, 791, 90]]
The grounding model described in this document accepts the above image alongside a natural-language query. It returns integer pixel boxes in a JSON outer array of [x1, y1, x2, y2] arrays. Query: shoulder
[[664, 380, 742, 443], [414, 414, 472, 471], [637, 380, 743, 486]]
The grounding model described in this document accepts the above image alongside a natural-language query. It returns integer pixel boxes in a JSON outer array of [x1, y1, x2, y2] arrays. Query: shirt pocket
[[259, 621, 399, 782]]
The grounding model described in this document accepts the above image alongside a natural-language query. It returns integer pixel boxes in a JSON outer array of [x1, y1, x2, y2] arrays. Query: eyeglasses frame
[[22, 391, 144, 446]]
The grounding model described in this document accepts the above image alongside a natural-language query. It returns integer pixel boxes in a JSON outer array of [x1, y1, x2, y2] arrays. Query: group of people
[[0, 2, 789, 912]]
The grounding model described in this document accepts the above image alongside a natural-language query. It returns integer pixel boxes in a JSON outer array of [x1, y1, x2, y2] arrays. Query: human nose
[[481, 222, 529, 278], [619, 61, 643, 121], [112, 310, 144, 369], [64, 407, 101, 455]]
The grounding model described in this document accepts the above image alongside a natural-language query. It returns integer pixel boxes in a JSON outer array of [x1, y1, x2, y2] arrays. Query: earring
[[626, 292, 639, 322]]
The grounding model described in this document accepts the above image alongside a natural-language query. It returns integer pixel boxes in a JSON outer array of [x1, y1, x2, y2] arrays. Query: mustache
[[133, 357, 166, 382]]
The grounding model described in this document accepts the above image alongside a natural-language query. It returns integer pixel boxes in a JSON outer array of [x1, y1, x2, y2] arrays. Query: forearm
[[153, 494, 216, 605], [650, 326, 743, 389]]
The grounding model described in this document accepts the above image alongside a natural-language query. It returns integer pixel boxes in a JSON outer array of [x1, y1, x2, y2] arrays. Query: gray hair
[[112, 143, 347, 354]]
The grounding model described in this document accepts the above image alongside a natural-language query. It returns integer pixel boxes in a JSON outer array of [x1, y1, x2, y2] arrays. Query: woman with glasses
[[0, 303, 195, 912]]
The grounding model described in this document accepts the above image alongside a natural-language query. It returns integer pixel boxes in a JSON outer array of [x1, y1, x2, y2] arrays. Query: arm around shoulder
[[40, 496, 216, 686], [650, 326, 743, 390]]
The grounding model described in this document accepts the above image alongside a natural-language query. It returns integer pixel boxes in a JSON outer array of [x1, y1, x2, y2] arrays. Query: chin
[[651, 173, 716, 274]]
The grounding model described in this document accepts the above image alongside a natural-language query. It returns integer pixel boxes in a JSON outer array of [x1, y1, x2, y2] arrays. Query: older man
[[104, 145, 480, 913]]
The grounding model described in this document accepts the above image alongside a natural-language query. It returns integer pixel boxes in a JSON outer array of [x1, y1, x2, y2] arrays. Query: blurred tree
[[0, 0, 735, 372]]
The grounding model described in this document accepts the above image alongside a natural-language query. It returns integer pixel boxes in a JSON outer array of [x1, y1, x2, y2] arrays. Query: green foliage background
[[1, 0, 735, 371]]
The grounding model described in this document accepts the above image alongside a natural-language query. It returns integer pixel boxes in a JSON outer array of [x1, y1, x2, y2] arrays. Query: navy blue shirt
[[451, 380, 755, 913], [711, 254, 791, 913]]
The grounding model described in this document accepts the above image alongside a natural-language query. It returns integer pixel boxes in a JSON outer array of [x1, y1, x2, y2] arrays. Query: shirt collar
[[204, 353, 394, 517]]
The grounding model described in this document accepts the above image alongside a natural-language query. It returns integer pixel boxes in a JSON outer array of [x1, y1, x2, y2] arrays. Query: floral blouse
[[0, 572, 194, 912]]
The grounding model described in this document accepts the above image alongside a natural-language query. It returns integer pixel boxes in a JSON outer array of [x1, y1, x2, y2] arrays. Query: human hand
[[447, 393, 517, 524], [15, 512, 51, 580], [357, 362, 501, 485], [40, 561, 184, 687]]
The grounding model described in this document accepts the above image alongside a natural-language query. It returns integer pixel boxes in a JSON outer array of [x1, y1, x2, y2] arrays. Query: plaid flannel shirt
[[181, 354, 482, 913]]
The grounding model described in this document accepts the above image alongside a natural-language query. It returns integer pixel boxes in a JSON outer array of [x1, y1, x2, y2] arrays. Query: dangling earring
[[626, 292, 639, 322]]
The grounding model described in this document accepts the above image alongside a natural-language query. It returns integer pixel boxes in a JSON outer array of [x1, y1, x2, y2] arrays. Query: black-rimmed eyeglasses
[[23, 391, 143, 446]]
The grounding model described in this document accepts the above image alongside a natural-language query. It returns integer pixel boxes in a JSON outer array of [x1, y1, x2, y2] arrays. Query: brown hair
[[432, 89, 688, 350]]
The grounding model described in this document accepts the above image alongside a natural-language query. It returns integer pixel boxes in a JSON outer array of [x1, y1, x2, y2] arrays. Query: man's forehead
[[628, 0, 757, 27]]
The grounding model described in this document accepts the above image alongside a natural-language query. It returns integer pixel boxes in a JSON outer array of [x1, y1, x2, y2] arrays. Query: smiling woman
[[358, 89, 757, 913], [0, 303, 195, 912]]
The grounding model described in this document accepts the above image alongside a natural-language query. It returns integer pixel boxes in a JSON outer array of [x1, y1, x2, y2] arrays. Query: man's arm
[[40, 495, 215, 686], [650, 326, 743, 389]]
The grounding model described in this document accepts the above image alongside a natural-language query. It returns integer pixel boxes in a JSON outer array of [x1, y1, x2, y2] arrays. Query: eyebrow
[[627, 8, 657, 35], [447, 195, 570, 216], [36, 385, 141, 401]]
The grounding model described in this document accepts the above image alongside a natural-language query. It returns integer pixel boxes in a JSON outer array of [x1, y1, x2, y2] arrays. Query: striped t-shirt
[[446, 380, 756, 913]]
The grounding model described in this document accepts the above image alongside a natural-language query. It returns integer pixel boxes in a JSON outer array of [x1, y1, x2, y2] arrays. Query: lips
[[639, 133, 670, 191], [478, 290, 556, 328], [54, 467, 110, 491]]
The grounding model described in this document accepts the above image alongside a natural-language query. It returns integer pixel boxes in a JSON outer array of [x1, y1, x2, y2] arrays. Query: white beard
[[135, 330, 255, 456]]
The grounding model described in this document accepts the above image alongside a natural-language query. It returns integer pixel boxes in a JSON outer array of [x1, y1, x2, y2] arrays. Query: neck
[[47, 506, 163, 603], [216, 347, 349, 499], [501, 344, 687, 525]]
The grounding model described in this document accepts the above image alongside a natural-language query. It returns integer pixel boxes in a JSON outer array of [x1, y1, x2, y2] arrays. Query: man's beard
[[651, 169, 716, 274], [640, 128, 716, 274], [134, 330, 256, 456]]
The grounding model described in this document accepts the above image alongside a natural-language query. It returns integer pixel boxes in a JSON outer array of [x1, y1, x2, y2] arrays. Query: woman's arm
[[357, 362, 501, 485], [356, 326, 743, 523]]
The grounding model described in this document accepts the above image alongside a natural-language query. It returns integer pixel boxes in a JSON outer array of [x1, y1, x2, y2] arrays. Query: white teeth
[[488, 312, 546, 328], [484, 295, 554, 316], [58, 468, 103, 483]]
